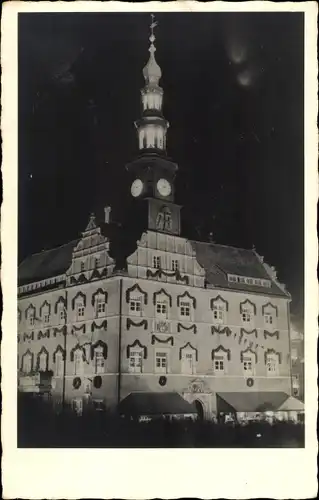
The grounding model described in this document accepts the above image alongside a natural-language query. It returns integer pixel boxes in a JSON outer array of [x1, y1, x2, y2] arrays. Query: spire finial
[[143, 14, 161, 85]]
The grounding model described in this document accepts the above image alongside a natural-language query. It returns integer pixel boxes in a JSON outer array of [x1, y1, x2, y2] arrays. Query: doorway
[[195, 399, 204, 420]]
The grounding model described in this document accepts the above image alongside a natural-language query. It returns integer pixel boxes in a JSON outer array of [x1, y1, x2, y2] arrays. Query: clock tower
[[126, 15, 181, 236]]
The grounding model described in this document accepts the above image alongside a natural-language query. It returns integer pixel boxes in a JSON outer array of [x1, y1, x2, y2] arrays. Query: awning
[[216, 392, 290, 413], [118, 392, 197, 416], [277, 396, 304, 412]]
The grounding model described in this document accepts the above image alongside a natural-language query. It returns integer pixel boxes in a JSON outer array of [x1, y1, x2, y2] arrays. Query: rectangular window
[[214, 358, 225, 373], [59, 309, 66, 323], [171, 259, 179, 271], [129, 350, 143, 373], [243, 356, 254, 376], [213, 305, 225, 323], [80, 261, 85, 272], [94, 257, 100, 268], [182, 352, 194, 374], [44, 314, 50, 324], [74, 352, 83, 375], [156, 301, 167, 318], [153, 256, 161, 269], [77, 304, 85, 320], [96, 299, 106, 317], [242, 309, 252, 324], [155, 351, 168, 373], [94, 350, 105, 374], [264, 313, 274, 326], [266, 355, 278, 376], [180, 301, 191, 318], [55, 354, 64, 377], [129, 298, 142, 315], [29, 315, 35, 327]]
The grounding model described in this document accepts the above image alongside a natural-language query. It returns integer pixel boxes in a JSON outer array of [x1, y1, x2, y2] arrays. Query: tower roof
[[142, 15, 162, 85]]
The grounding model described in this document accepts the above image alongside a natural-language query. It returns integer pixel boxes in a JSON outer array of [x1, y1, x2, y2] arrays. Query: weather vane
[[150, 13, 158, 37]]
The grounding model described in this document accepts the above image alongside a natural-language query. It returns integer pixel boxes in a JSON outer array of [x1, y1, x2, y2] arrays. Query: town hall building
[[18, 20, 303, 421]]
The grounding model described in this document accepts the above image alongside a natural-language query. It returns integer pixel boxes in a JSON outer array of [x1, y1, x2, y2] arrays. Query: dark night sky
[[18, 12, 304, 326]]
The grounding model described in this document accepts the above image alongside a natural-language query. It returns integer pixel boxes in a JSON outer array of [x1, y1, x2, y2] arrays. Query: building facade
[[18, 21, 299, 420], [290, 328, 304, 402]]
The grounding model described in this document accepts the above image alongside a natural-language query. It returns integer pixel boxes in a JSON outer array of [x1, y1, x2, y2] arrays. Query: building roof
[[118, 392, 197, 416], [216, 391, 289, 413], [18, 240, 78, 286], [277, 396, 304, 412], [191, 241, 289, 297]]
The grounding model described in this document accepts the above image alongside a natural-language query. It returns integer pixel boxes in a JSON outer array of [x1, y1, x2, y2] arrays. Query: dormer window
[[153, 255, 161, 269]]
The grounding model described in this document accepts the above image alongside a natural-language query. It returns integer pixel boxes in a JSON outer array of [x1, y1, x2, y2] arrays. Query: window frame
[[242, 354, 255, 376], [94, 347, 105, 374], [155, 299, 168, 318], [213, 354, 227, 374], [129, 296, 143, 316], [129, 348, 143, 373], [153, 255, 161, 269], [266, 353, 279, 377], [155, 350, 169, 374], [76, 303, 85, 321], [181, 350, 196, 375], [179, 300, 191, 319]]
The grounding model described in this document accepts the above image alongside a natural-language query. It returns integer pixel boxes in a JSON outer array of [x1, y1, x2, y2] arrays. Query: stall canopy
[[216, 392, 292, 413], [118, 392, 197, 417], [277, 396, 304, 412]]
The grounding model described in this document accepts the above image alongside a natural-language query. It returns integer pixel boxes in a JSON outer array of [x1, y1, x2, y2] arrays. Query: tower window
[[171, 259, 179, 271], [153, 256, 161, 269]]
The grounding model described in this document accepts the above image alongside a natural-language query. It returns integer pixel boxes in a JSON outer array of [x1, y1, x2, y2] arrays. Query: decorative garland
[[71, 291, 87, 310], [35, 346, 49, 372], [72, 324, 86, 335], [262, 302, 278, 317], [73, 377, 81, 389], [125, 283, 148, 305], [25, 303, 36, 319], [53, 345, 66, 363], [37, 329, 50, 340], [240, 347, 258, 363], [70, 343, 87, 362], [177, 290, 197, 309], [90, 340, 108, 360], [54, 296, 67, 314], [246, 377, 254, 387], [53, 326, 67, 337], [153, 288, 173, 307], [91, 288, 108, 307], [264, 348, 282, 364], [151, 335, 174, 346], [147, 268, 189, 285], [210, 295, 229, 312], [126, 339, 147, 359], [212, 345, 231, 361], [90, 267, 107, 281], [159, 376, 167, 386], [264, 330, 280, 340], [179, 342, 198, 361], [39, 300, 51, 318], [239, 298, 257, 315], [177, 323, 197, 334], [23, 332, 34, 342], [240, 328, 258, 339], [126, 318, 148, 330], [93, 375, 102, 388], [91, 320, 107, 332], [211, 325, 232, 337]]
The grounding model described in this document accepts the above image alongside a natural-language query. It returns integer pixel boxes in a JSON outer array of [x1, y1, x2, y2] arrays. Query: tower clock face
[[131, 178, 143, 197], [157, 178, 171, 197]]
